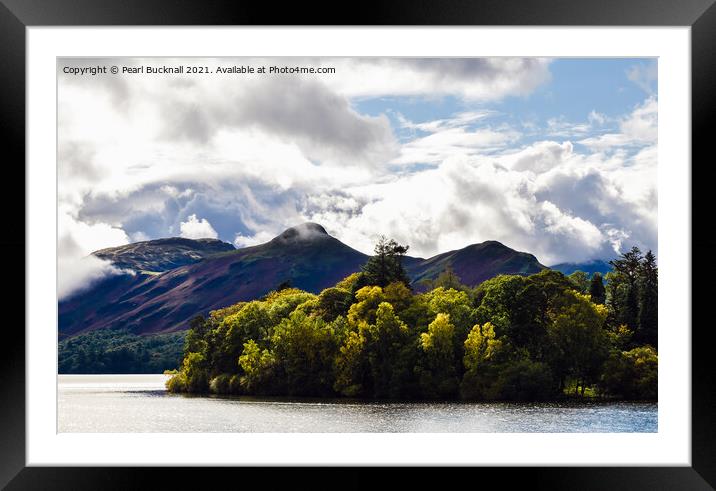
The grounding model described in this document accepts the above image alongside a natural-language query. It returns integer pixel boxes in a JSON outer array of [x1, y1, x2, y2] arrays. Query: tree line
[[166, 238, 657, 401], [59, 329, 184, 374]]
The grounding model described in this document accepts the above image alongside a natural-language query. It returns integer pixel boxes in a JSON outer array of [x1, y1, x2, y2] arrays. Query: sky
[[57, 57, 657, 298]]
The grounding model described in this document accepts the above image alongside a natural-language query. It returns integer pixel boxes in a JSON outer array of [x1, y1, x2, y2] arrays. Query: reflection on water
[[58, 374, 658, 433]]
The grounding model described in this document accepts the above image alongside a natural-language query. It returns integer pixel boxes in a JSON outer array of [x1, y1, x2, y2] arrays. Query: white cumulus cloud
[[179, 214, 218, 239]]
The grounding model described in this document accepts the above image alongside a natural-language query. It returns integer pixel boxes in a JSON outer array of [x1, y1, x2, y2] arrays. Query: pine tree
[[361, 236, 411, 288], [638, 250, 658, 347], [589, 272, 606, 304], [609, 246, 642, 331]]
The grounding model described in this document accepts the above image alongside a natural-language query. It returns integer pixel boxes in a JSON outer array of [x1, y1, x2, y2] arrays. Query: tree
[[337, 302, 412, 398], [589, 272, 606, 305], [334, 329, 368, 397], [600, 346, 657, 399], [238, 340, 276, 394], [463, 322, 502, 372], [269, 311, 339, 396], [276, 279, 292, 291], [474, 274, 555, 360], [546, 290, 610, 395], [316, 287, 353, 322], [425, 287, 475, 372], [418, 313, 459, 398], [426, 287, 473, 335], [609, 246, 643, 331], [166, 351, 208, 393], [364, 302, 410, 398], [421, 263, 467, 291], [361, 236, 411, 288], [183, 315, 208, 358], [460, 322, 504, 400], [347, 286, 386, 325], [215, 301, 274, 374], [638, 250, 658, 347], [568, 271, 590, 294]]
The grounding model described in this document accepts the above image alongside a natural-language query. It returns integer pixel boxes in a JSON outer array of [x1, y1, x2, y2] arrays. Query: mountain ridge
[[93, 236, 235, 272], [550, 259, 613, 277]]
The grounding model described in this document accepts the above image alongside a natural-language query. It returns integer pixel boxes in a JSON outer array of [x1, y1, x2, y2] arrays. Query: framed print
[[3, 0, 715, 488]]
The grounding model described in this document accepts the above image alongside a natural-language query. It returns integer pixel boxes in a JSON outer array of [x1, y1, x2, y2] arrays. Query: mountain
[[59, 223, 547, 337], [93, 237, 235, 273], [550, 259, 613, 277], [60, 223, 368, 337], [406, 240, 546, 288]]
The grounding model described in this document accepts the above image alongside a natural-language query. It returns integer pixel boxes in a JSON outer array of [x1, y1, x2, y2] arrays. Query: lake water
[[58, 374, 658, 433]]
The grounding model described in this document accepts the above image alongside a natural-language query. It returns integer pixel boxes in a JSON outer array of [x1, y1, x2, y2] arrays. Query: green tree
[[364, 302, 410, 398], [183, 315, 208, 358], [474, 275, 529, 335], [425, 286, 475, 373], [490, 358, 555, 401], [270, 311, 339, 396], [589, 272, 606, 305], [638, 250, 658, 347], [418, 313, 459, 398], [460, 322, 504, 400], [421, 263, 467, 291], [166, 351, 208, 393], [609, 246, 643, 331], [216, 301, 274, 373], [315, 287, 353, 321], [334, 272, 364, 294], [474, 273, 557, 360], [334, 329, 368, 397], [264, 288, 317, 324], [463, 322, 502, 372], [546, 290, 610, 395], [361, 236, 411, 288], [600, 346, 657, 399], [347, 286, 386, 325], [238, 340, 276, 394], [568, 271, 590, 294]]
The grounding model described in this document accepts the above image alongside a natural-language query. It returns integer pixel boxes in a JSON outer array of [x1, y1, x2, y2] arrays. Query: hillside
[[407, 240, 545, 288]]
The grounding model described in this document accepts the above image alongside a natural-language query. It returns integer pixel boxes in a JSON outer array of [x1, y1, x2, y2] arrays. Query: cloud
[[179, 214, 218, 239], [578, 97, 657, 150], [158, 76, 399, 168], [588, 110, 608, 126], [233, 230, 276, 248], [392, 127, 520, 165], [57, 255, 127, 301], [57, 214, 131, 300], [324, 58, 552, 100], [57, 57, 656, 271], [626, 61, 657, 95], [392, 112, 520, 165], [303, 121, 657, 265], [544, 117, 592, 138], [507, 141, 574, 173], [397, 110, 494, 133]]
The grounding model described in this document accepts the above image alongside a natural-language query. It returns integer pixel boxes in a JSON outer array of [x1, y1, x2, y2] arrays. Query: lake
[[58, 374, 658, 433]]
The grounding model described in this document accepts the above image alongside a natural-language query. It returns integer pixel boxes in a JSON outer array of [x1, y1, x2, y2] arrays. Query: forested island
[[165, 239, 657, 401]]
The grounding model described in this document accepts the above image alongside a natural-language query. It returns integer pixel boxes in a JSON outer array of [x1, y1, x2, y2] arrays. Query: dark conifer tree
[[589, 272, 606, 304], [361, 236, 411, 288], [638, 250, 658, 347], [610, 246, 642, 331]]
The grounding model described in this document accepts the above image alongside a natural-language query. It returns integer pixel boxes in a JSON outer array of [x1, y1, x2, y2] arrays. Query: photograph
[[57, 56, 659, 433]]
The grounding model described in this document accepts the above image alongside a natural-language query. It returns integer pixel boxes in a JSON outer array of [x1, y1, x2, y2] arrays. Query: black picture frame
[[2, 0, 714, 488]]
